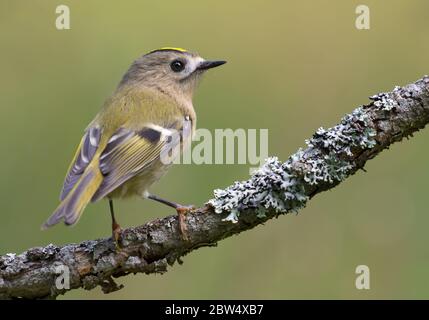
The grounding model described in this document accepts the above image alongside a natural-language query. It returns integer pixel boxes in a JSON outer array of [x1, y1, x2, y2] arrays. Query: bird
[[42, 47, 226, 243]]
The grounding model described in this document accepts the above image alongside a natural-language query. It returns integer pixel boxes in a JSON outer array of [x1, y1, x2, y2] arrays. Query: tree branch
[[1, 76, 429, 299]]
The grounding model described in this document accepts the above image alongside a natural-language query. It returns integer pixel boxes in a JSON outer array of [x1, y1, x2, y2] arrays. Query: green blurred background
[[1, 0, 428, 299]]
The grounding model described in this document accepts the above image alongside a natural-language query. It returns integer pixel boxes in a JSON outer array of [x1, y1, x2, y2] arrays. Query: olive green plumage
[[42, 48, 226, 230]]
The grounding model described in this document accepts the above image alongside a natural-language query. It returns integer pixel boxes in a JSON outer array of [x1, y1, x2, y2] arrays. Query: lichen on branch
[[209, 104, 378, 221]]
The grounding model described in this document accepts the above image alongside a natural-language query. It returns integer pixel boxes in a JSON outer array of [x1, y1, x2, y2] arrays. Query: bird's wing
[[91, 117, 191, 202], [59, 126, 101, 201]]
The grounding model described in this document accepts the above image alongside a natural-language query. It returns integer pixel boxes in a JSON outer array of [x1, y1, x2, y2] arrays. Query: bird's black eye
[[170, 59, 186, 72]]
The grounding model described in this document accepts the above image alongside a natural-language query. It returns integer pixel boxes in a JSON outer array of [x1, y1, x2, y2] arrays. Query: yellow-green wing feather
[[91, 121, 186, 201], [43, 126, 103, 229], [60, 127, 101, 200]]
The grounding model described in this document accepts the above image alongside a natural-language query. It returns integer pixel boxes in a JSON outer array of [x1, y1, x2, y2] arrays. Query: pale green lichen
[[209, 157, 308, 221], [222, 209, 240, 223], [370, 87, 400, 111], [302, 107, 377, 185], [209, 106, 378, 222]]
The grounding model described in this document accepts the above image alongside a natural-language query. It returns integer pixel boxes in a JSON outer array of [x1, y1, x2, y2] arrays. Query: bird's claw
[[176, 205, 195, 241], [112, 223, 123, 249]]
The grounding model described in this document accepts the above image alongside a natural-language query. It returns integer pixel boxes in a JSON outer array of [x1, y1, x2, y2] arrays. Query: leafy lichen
[[209, 157, 308, 223], [302, 107, 377, 185], [370, 87, 401, 111], [209, 106, 377, 222]]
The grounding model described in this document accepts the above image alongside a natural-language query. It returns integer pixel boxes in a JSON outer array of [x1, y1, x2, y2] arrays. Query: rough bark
[[1, 76, 429, 299]]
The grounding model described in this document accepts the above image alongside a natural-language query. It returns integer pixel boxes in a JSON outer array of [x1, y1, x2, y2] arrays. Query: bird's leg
[[147, 194, 194, 241], [109, 198, 122, 246]]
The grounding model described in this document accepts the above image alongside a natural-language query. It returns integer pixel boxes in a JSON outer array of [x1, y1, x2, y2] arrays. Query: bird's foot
[[176, 205, 195, 241], [112, 222, 123, 249]]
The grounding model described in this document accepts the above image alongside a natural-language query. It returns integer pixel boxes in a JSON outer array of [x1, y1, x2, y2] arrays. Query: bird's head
[[119, 47, 226, 100]]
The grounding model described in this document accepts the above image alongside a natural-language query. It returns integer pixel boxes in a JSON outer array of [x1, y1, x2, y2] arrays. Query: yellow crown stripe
[[145, 47, 190, 56], [157, 47, 188, 52]]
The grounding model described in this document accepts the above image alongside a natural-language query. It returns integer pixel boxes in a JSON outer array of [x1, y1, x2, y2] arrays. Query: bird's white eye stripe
[[188, 57, 204, 72]]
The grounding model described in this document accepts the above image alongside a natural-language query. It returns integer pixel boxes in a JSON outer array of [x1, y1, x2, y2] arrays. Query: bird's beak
[[196, 60, 227, 71]]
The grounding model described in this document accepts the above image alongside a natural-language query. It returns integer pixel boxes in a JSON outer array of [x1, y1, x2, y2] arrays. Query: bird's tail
[[42, 163, 103, 230]]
